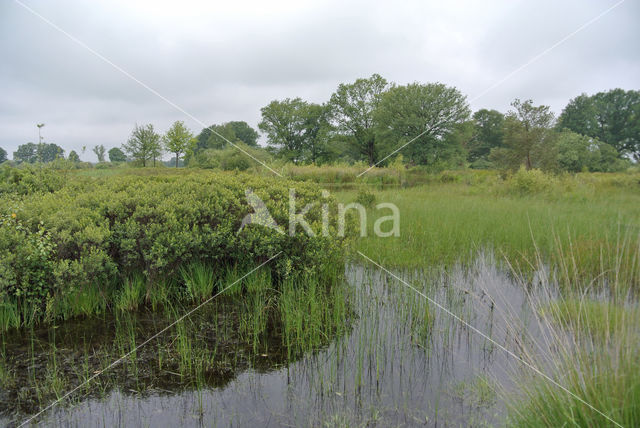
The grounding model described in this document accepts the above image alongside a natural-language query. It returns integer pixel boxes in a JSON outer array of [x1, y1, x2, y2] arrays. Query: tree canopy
[[123, 124, 161, 167], [558, 89, 640, 160], [375, 82, 470, 166], [163, 121, 195, 167], [108, 147, 126, 163], [328, 74, 389, 165]]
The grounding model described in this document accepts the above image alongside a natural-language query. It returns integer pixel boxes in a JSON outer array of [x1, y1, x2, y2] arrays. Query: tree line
[[3, 75, 638, 173]]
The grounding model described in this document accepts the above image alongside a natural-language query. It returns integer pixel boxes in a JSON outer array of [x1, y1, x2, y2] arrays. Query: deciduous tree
[[328, 74, 389, 165], [163, 121, 195, 167], [374, 82, 470, 166], [123, 124, 161, 167]]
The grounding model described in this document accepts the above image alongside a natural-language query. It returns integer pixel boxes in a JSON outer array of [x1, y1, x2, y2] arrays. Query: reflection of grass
[[507, 236, 640, 427], [542, 299, 639, 342]]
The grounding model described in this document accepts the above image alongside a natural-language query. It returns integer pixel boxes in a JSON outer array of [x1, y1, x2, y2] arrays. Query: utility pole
[[37, 123, 45, 143]]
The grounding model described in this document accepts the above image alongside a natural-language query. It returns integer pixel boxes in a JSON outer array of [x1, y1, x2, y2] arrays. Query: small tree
[[108, 147, 127, 163], [163, 121, 194, 167], [68, 150, 80, 162], [123, 124, 161, 167], [93, 145, 106, 162]]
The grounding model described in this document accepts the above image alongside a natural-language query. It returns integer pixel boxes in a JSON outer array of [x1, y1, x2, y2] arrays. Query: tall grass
[[503, 231, 640, 427]]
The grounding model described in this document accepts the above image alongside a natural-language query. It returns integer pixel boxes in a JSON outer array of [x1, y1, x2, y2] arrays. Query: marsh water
[[1, 256, 543, 427]]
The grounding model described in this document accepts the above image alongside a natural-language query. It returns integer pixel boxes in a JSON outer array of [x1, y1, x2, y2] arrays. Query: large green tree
[[553, 130, 625, 173], [490, 99, 555, 171], [227, 121, 259, 146], [13, 143, 37, 163], [108, 147, 127, 163], [374, 82, 470, 166], [163, 121, 195, 167], [259, 99, 330, 163], [37, 143, 64, 163], [14, 142, 63, 163], [468, 109, 504, 163], [558, 89, 640, 160], [259, 98, 309, 162], [123, 124, 161, 167], [328, 74, 389, 165]]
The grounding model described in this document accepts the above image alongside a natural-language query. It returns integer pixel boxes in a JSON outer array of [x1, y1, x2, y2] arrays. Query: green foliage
[[163, 120, 195, 167], [490, 99, 555, 171], [0, 147, 7, 163], [328, 74, 389, 165], [68, 150, 80, 163], [227, 121, 259, 146], [355, 188, 376, 207], [558, 89, 640, 160], [468, 109, 504, 162], [259, 98, 330, 163], [554, 130, 627, 172], [108, 147, 127, 163], [0, 213, 56, 306], [123, 124, 162, 167], [0, 163, 66, 196], [180, 262, 216, 303], [508, 167, 555, 195], [189, 143, 272, 171], [13, 143, 64, 164], [0, 168, 354, 327], [375, 82, 470, 166]]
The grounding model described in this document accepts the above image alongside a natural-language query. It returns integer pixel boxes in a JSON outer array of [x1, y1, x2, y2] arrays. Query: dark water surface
[[1, 257, 540, 427]]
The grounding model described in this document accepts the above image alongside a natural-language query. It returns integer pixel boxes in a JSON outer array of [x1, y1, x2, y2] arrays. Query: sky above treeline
[[1, 0, 638, 161]]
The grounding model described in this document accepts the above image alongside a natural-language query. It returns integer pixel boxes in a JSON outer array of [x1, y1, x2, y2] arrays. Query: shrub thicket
[[0, 168, 354, 322]]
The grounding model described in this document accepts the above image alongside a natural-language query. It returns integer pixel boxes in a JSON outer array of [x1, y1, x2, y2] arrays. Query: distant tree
[[259, 98, 309, 162], [558, 89, 640, 160], [468, 109, 504, 163], [68, 150, 80, 162], [302, 103, 331, 164], [163, 121, 195, 167], [123, 124, 161, 167], [36, 143, 64, 163], [374, 82, 470, 166], [553, 130, 625, 173], [93, 145, 106, 162], [0, 147, 6, 163], [227, 121, 259, 146], [108, 147, 126, 163], [328, 74, 389, 165], [14, 143, 38, 163], [490, 99, 555, 171]]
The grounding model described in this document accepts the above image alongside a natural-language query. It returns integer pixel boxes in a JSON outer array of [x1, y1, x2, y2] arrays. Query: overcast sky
[[1, 0, 638, 161]]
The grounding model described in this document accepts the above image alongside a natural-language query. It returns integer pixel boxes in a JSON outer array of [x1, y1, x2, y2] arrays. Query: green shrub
[[0, 213, 56, 307], [0, 168, 355, 326], [355, 189, 376, 207], [508, 167, 555, 195]]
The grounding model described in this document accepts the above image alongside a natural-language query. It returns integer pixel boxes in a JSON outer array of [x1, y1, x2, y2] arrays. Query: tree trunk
[[175, 153, 179, 168]]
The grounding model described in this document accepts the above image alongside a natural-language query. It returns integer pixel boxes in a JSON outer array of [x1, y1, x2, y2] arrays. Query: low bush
[[0, 168, 355, 327]]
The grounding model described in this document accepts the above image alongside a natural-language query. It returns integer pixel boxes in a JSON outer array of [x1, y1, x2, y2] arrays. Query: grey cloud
[[1, 0, 638, 161]]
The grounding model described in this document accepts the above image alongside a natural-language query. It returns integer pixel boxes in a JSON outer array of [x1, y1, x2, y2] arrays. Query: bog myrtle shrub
[[0, 169, 354, 314]]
